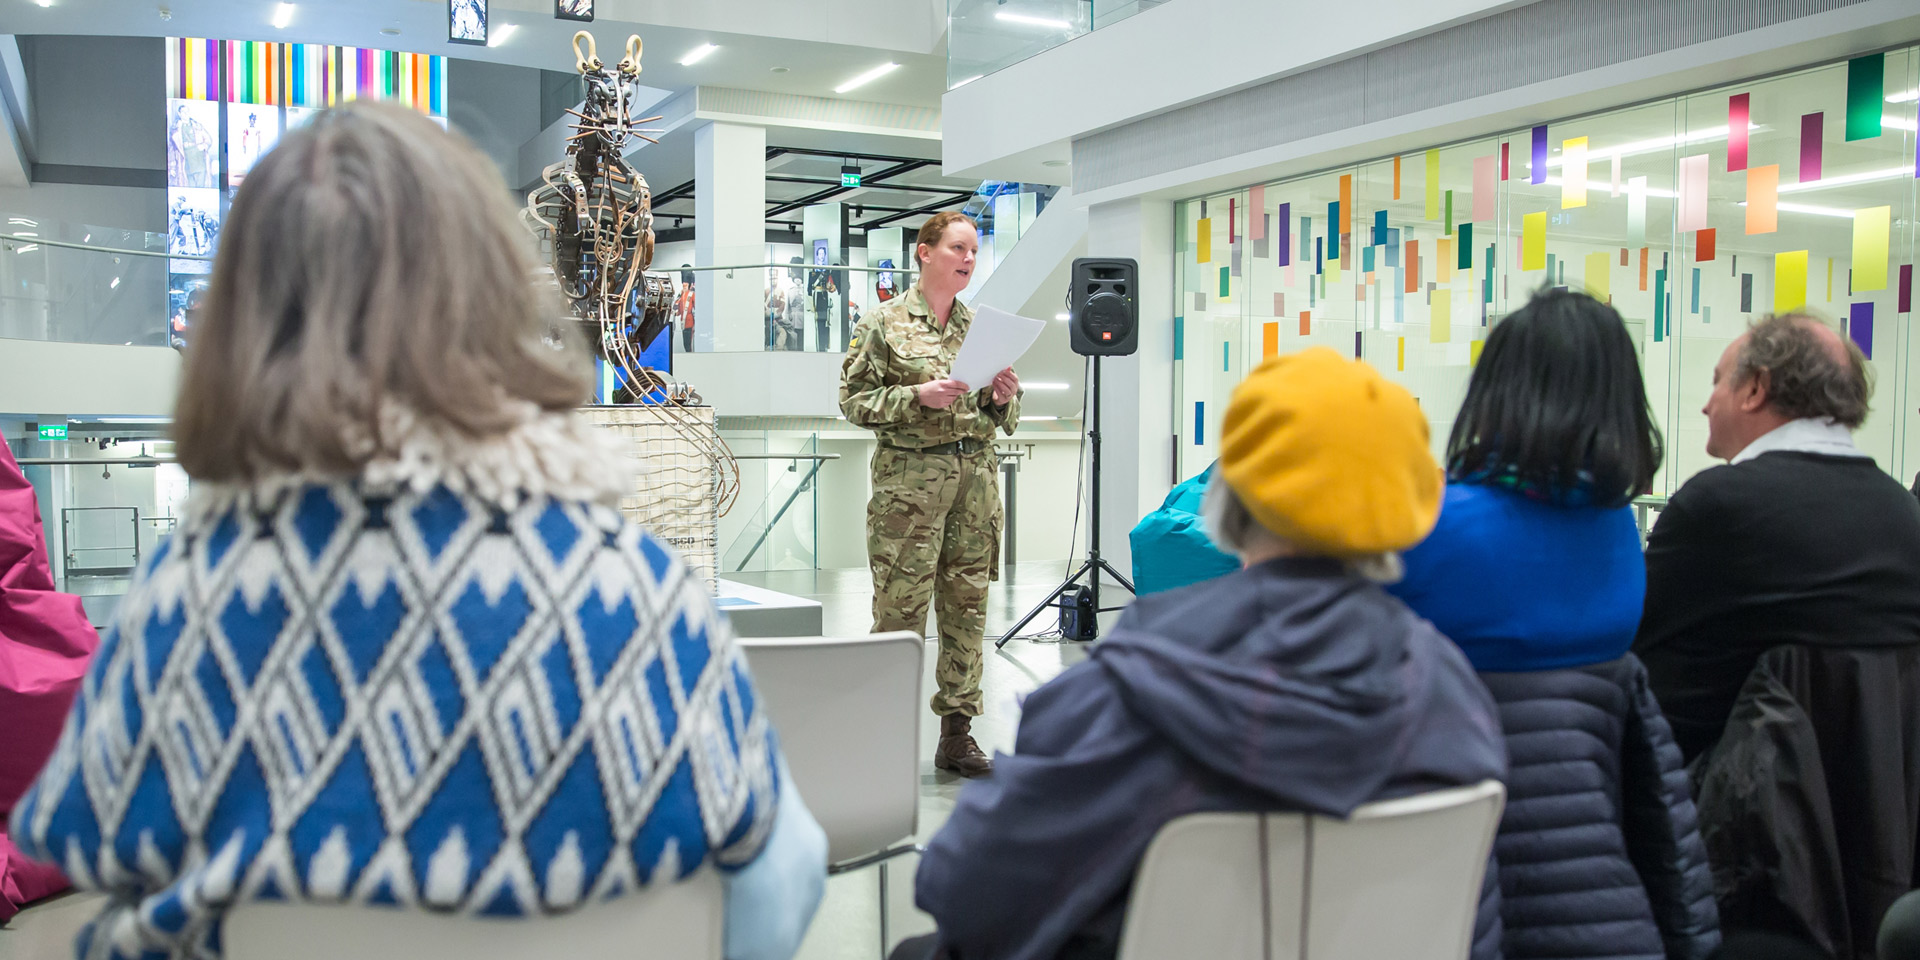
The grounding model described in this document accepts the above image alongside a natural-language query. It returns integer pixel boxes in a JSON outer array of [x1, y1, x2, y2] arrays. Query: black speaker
[[1058, 585, 1098, 641], [1069, 257, 1138, 356]]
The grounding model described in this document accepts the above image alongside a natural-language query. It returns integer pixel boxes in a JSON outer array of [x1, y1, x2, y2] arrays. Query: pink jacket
[[0, 436, 96, 920]]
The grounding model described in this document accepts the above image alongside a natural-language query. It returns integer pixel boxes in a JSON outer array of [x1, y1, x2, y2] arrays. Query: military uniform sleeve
[[985, 387, 1022, 436], [838, 317, 920, 427]]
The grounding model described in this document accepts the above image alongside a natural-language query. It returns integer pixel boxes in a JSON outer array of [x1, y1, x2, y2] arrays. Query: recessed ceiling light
[[33, 0, 52, 7], [679, 43, 718, 66], [1042, 159, 1069, 168], [487, 23, 518, 48], [271, 2, 294, 28], [995, 11, 1072, 29], [381, 27, 401, 36], [834, 62, 899, 94], [769, 66, 789, 73]]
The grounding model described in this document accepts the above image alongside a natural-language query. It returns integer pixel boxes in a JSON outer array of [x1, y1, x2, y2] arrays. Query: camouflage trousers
[[866, 444, 1003, 717]]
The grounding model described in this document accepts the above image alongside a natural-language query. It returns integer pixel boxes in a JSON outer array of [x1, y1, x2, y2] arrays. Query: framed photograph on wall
[[555, 0, 593, 22], [449, 0, 487, 45]]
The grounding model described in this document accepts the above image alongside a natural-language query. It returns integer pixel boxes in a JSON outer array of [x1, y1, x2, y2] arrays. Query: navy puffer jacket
[[1477, 655, 1720, 960]]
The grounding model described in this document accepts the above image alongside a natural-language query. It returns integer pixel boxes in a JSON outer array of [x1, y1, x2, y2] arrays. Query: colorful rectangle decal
[[1264, 322, 1279, 359], [1628, 177, 1647, 246], [1654, 269, 1667, 341], [1426, 149, 1441, 220], [1194, 402, 1204, 445], [1277, 203, 1292, 267], [1328, 202, 1341, 261], [1431, 289, 1451, 343], [1729, 93, 1750, 172], [1562, 137, 1588, 209], [1397, 336, 1405, 371], [1393, 155, 1402, 199], [1196, 218, 1211, 263], [1678, 154, 1710, 233], [1845, 53, 1884, 141], [1522, 212, 1546, 271], [1800, 113, 1824, 183], [1697, 228, 1716, 263], [1776, 250, 1809, 313], [1501, 141, 1510, 181], [1406, 240, 1420, 292], [1745, 165, 1778, 235], [1850, 302, 1875, 358], [1901, 264, 1914, 314], [1339, 174, 1353, 236], [1853, 206, 1890, 292], [1437, 238, 1453, 284], [1250, 185, 1265, 240], [1585, 251, 1610, 301], [1458, 223, 1473, 269], [1530, 125, 1547, 185], [1741, 273, 1754, 313], [1473, 155, 1496, 222], [1374, 209, 1388, 247], [1300, 311, 1312, 336]]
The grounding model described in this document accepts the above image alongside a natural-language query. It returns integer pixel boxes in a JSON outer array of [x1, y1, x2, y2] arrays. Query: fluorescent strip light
[[1777, 165, 1911, 194], [1024, 416, 1061, 421], [995, 11, 1073, 29], [1023, 382, 1070, 390], [1541, 176, 1678, 199], [1883, 115, 1918, 132], [1054, 312, 1070, 320], [8, 218, 37, 226], [834, 62, 899, 94], [1737, 200, 1857, 219], [1889, 88, 1919, 104], [12, 232, 38, 237], [678, 43, 718, 66], [1546, 124, 1753, 168], [109, 277, 120, 289], [487, 24, 518, 48], [13, 244, 38, 253], [271, 2, 295, 28]]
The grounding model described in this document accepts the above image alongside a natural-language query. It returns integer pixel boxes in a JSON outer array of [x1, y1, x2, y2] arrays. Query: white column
[[694, 120, 766, 352], [1086, 197, 1176, 581]]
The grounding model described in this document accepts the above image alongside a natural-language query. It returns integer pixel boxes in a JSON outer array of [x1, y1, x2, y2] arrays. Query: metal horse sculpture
[[526, 31, 739, 517], [527, 31, 673, 400]]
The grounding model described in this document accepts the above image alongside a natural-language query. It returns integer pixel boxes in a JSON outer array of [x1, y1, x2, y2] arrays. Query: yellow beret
[[1219, 347, 1442, 556]]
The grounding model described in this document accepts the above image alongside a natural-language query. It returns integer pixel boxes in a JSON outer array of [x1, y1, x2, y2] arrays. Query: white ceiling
[[0, 0, 953, 107]]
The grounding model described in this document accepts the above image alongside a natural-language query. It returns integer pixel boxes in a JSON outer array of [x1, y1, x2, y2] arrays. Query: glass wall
[[1175, 49, 1920, 494]]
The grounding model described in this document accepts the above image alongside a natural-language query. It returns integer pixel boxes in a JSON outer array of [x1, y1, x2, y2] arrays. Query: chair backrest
[[740, 632, 925, 863], [1117, 780, 1506, 960], [221, 869, 722, 960]]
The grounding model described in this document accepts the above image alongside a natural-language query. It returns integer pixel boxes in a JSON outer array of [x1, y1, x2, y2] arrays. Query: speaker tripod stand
[[996, 355, 1135, 648]]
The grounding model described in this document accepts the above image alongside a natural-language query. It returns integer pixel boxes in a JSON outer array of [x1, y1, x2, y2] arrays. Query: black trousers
[[888, 934, 943, 960]]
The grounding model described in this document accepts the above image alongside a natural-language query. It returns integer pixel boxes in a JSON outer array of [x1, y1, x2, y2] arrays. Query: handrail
[[0, 232, 206, 262], [731, 453, 840, 461], [678, 262, 918, 277], [733, 457, 826, 572]]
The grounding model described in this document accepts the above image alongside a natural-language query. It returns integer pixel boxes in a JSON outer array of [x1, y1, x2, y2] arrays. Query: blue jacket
[[1476, 656, 1720, 960], [1390, 483, 1645, 672], [914, 557, 1509, 960]]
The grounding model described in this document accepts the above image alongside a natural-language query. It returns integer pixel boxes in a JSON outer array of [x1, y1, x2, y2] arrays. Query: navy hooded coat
[[913, 557, 1510, 960]]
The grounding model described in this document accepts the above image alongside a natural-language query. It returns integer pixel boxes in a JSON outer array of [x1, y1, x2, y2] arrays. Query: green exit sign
[[841, 171, 861, 188], [38, 424, 67, 440]]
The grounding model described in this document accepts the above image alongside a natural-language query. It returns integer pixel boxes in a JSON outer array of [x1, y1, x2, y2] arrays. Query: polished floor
[[728, 561, 1130, 960]]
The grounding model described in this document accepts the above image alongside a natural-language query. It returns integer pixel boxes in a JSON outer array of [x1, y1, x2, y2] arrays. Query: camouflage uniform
[[839, 282, 1021, 718]]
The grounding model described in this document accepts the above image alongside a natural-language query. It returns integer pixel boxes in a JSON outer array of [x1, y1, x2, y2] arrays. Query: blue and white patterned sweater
[[10, 477, 780, 959]]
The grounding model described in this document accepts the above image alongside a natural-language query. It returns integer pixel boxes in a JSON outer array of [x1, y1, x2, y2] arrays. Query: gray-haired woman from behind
[[10, 102, 824, 960]]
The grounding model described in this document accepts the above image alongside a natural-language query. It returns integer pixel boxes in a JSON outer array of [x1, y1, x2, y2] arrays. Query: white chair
[[0, 891, 109, 960], [741, 632, 925, 957], [1117, 779, 1506, 960], [222, 870, 722, 960]]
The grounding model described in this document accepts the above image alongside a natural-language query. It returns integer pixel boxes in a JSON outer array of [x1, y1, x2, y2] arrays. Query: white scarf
[[1730, 417, 1871, 465]]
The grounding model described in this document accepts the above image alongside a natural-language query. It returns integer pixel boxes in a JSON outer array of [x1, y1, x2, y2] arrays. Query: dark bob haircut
[[1446, 288, 1663, 507]]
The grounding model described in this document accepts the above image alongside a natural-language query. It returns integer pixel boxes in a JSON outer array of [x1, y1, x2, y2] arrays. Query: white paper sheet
[[949, 305, 1047, 390]]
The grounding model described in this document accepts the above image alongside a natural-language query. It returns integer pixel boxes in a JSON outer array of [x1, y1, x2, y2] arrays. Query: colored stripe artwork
[[1728, 94, 1750, 172], [1530, 125, 1547, 185], [1339, 175, 1353, 236], [1458, 223, 1473, 269], [1678, 154, 1710, 233], [1194, 403, 1204, 445], [1374, 209, 1388, 247], [1850, 302, 1875, 359], [1393, 155, 1402, 200], [1776, 250, 1809, 312], [1698, 228, 1716, 263], [1264, 322, 1279, 359], [1562, 137, 1588, 209], [1432, 290, 1451, 343], [1196, 218, 1211, 263], [1473, 155, 1496, 222], [1854, 206, 1891, 292], [1522, 212, 1546, 271], [1250, 186, 1265, 240], [1277, 204, 1292, 267], [167, 37, 447, 114], [1902, 265, 1914, 314], [1654, 269, 1667, 341], [1500, 141, 1510, 181], [1846, 53, 1884, 141], [1585, 251, 1610, 301], [1800, 113, 1824, 183], [1746, 165, 1778, 235], [1300, 311, 1312, 336]]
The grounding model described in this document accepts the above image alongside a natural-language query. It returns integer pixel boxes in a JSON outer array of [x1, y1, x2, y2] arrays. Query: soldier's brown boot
[[934, 714, 993, 777]]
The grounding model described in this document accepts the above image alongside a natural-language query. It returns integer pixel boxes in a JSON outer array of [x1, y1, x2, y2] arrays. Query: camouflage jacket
[[839, 283, 1022, 447]]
